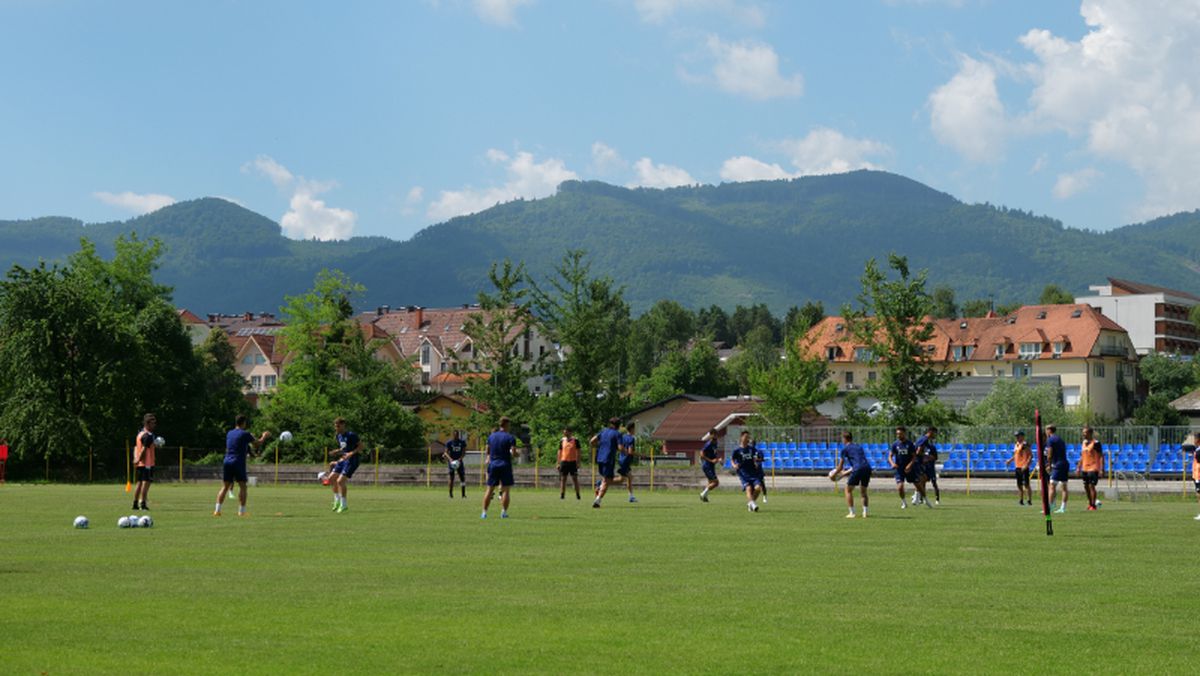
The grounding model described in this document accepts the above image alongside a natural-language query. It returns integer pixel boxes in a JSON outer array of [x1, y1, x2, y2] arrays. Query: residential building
[[177, 309, 212, 346], [1075, 277, 1200, 356], [625, 394, 716, 438], [801, 304, 1138, 419], [414, 393, 486, 452], [650, 399, 760, 464]]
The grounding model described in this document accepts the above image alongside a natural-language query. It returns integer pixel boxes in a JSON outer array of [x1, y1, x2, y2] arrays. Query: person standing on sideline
[[132, 413, 158, 511], [914, 426, 940, 505], [1078, 427, 1103, 511], [590, 418, 622, 509], [731, 431, 764, 512], [614, 422, 639, 503], [329, 418, 362, 514], [216, 415, 270, 516], [830, 431, 871, 518], [699, 428, 721, 502], [1186, 434, 1200, 520], [441, 430, 468, 499], [888, 426, 918, 510], [0, 437, 10, 484], [1005, 430, 1033, 506], [481, 417, 517, 519], [1046, 424, 1069, 513], [557, 426, 581, 500]]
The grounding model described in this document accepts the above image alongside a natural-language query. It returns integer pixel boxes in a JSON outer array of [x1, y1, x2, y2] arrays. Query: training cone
[[125, 481, 131, 493]]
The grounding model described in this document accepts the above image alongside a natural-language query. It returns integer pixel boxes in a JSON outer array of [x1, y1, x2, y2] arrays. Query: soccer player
[[441, 430, 467, 499], [589, 418, 622, 508], [699, 428, 720, 502], [614, 422, 639, 503], [1078, 427, 1103, 511], [888, 426, 923, 509], [0, 437, 8, 484], [215, 414, 270, 516], [1004, 430, 1033, 505], [1187, 434, 1200, 520], [830, 431, 871, 518], [915, 426, 940, 505], [731, 431, 763, 512], [481, 416, 517, 519], [329, 417, 362, 513], [752, 438, 768, 504], [557, 426, 581, 500], [1046, 424, 1069, 513], [132, 413, 158, 511]]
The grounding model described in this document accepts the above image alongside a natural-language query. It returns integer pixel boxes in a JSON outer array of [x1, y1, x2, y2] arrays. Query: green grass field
[[2, 482, 1198, 675]]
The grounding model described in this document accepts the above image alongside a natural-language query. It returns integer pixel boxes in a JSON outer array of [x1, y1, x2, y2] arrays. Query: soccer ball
[[828, 469, 838, 481], [450, 459, 461, 470], [280, 430, 293, 443], [127, 515, 141, 528], [155, 436, 166, 448], [73, 516, 89, 529], [118, 516, 131, 528], [139, 516, 153, 528], [317, 471, 329, 482]]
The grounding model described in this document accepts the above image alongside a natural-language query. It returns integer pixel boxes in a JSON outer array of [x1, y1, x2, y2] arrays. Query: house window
[[826, 347, 838, 361], [845, 371, 854, 385], [264, 375, 276, 388], [250, 375, 262, 391], [868, 371, 876, 382], [1093, 363, 1106, 378], [952, 346, 974, 361], [242, 355, 253, 365], [440, 407, 451, 417], [421, 344, 431, 365], [995, 344, 1006, 359], [440, 361, 447, 372], [255, 354, 267, 365], [1019, 342, 1041, 359], [539, 345, 545, 356], [1052, 342, 1064, 357], [854, 347, 873, 362], [1012, 364, 1031, 378]]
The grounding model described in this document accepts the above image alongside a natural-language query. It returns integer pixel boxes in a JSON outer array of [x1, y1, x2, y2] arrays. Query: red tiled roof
[[362, 306, 521, 359], [177, 308, 205, 325], [651, 401, 759, 442]]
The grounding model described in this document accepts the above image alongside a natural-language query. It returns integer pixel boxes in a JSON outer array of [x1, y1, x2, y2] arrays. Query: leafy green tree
[[1190, 305, 1200, 333], [730, 303, 782, 345], [725, 324, 779, 393], [784, 301, 825, 336], [931, 285, 958, 319], [749, 333, 837, 425], [1139, 352, 1199, 401], [1131, 393, 1186, 426], [630, 341, 732, 407], [193, 329, 253, 449], [626, 299, 695, 381], [1039, 284, 1075, 305], [843, 254, 956, 426], [458, 260, 536, 430], [696, 305, 734, 346], [965, 378, 1075, 427], [961, 298, 992, 318]]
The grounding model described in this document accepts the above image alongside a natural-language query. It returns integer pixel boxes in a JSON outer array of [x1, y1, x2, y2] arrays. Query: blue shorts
[[487, 462, 514, 487], [702, 463, 717, 482], [333, 457, 360, 479], [1050, 465, 1069, 484], [617, 457, 632, 476], [847, 467, 871, 487], [597, 459, 615, 479], [923, 464, 937, 480], [223, 462, 247, 484], [893, 467, 906, 484], [737, 471, 763, 489]]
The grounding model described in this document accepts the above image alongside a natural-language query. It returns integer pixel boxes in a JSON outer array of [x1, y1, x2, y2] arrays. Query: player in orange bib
[[1185, 434, 1200, 521], [558, 426, 581, 500], [1078, 427, 1103, 511], [1004, 430, 1033, 506]]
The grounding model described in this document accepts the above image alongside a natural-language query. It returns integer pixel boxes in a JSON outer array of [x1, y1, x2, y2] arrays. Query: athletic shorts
[[702, 463, 717, 482], [617, 457, 632, 476], [486, 462, 514, 487], [893, 467, 907, 484], [1014, 467, 1031, 487], [222, 462, 247, 484], [904, 469, 923, 484], [558, 461, 578, 476], [847, 467, 871, 487], [333, 457, 360, 479], [597, 459, 615, 479], [1050, 465, 1069, 484], [1194, 480, 1200, 494], [737, 471, 763, 490], [1081, 471, 1100, 486], [924, 465, 937, 481], [448, 461, 465, 480], [135, 466, 154, 483]]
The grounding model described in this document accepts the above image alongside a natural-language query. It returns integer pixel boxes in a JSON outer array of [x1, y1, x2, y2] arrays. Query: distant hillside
[[2, 172, 1199, 314]]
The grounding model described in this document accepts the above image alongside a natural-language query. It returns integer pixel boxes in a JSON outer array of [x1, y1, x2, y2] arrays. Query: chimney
[[207, 313, 217, 323], [243, 312, 253, 321], [382, 304, 389, 314], [376, 306, 384, 316], [415, 306, 424, 328]]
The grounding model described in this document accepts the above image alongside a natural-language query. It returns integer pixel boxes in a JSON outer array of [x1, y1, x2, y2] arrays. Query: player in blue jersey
[[889, 426, 927, 510], [731, 431, 764, 512], [752, 438, 768, 504], [441, 430, 468, 499], [699, 428, 721, 502], [1046, 424, 1069, 513], [830, 431, 871, 518], [613, 422, 639, 503], [215, 414, 271, 516], [329, 417, 362, 514], [590, 418, 623, 508], [913, 426, 940, 506], [481, 417, 517, 519]]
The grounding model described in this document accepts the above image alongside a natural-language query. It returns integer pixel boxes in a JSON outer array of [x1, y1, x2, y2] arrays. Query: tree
[[1131, 393, 1185, 426], [193, 329, 253, 449], [931, 285, 958, 319], [843, 254, 956, 426], [730, 303, 782, 346], [1139, 352, 1198, 401], [784, 301, 825, 336], [965, 378, 1073, 427], [696, 305, 734, 346], [625, 299, 695, 381], [749, 333, 837, 426], [961, 298, 992, 318], [630, 341, 733, 407], [1039, 284, 1075, 305]]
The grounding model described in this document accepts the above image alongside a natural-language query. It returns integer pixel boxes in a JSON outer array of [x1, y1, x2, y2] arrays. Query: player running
[[590, 418, 623, 508], [752, 438, 768, 504], [481, 416, 517, 519], [699, 428, 721, 502], [1078, 427, 1103, 511], [1004, 430, 1033, 506], [830, 431, 871, 518], [614, 422, 638, 503], [441, 430, 468, 499], [557, 426, 581, 500], [1046, 424, 1069, 513], [329, 417, 361, 514], [888, 426, 926, 509], [914, 426, 940, 505], [731, 431, 764, 512], [132, 413, 158, 511], [215, 414, 270, 516]]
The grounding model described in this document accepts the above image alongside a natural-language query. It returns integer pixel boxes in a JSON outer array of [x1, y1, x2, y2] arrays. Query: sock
[[701, 487, 709, 497], [862, 506, 868, 515], [214, 503, 222, 514], [340, 495, 347, 507], [501, 509, 508, 517], [238, 505, 245, 514]]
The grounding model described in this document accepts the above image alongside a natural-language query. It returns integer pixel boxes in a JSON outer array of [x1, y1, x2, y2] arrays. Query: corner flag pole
[[1035, 409, 1053, 536], [125, 439, 132, 493]]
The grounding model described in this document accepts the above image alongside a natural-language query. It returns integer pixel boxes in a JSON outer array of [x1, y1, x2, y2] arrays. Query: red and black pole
[[1035, 409, 1053, 536]]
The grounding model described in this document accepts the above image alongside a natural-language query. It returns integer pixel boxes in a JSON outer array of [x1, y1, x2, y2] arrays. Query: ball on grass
[[139, 515, 153, 528], [118, 516, 131, 529], [73, 516, 89, 529]]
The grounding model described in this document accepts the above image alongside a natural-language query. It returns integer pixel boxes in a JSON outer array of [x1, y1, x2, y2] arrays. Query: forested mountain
[[3, 171, 1198, 314]]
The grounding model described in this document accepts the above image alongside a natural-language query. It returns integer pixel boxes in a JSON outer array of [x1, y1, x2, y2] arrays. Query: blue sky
[[1, 0, 1195, 240]]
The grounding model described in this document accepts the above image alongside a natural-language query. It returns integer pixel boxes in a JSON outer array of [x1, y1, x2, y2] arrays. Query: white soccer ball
[[74, 516, 89, 529], [280, 431, 293, 443], [127, 515, 141, 528], [118, 516, 131, 528], [317, 471, 328, 482], [139, 515, 152, 528], [450, 459, 461, 470], [155, 436, 166, 448], [828, 469, 838, 481]]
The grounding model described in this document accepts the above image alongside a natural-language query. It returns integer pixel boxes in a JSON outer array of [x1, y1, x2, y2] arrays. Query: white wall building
[[1076, 278, 1200, 356]]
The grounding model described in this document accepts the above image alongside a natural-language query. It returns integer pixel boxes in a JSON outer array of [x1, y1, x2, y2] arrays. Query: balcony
[[1098, 345, 1129, 357]]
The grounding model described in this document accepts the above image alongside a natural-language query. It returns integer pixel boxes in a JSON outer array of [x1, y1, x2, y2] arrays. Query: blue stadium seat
[[787, 442, 799, 452]]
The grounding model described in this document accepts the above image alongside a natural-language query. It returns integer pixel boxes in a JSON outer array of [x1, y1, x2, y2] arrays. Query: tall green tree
[[730, 303, 782, 345], [696, 305, 734, 346], [1039, 284, 1075, 305], [843, 254, 956, 426], [193, 329, 253, 449], [931, 285, 959, 319], [964, 378, 1075, 427], [1139, 352, 1198, 401], [749, 333, 837, 426], [625, 299, 695, 381], [784, 301, 825, 336]]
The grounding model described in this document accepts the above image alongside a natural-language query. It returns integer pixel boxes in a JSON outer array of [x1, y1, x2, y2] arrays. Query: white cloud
[[719, 155, 794, 182], [473, 0, 533, 26], [704, 35, 803, 100], [776, 128, 891, 175], [243, 155, 358, 240], [628, 157, 695, 188], [406, 186, 425, 205], [243, 155, 295, 190], [928, 55, 1008, 162], [428, 149, 578, 220], [92, 191, 176, 215], [591, 141, 625, 174], [634, 0, 764, 26], [1053, 167, 1101, 199]]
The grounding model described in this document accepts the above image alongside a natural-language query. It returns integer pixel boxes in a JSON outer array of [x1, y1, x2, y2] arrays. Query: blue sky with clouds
[[1, 0, 1195, 240]]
